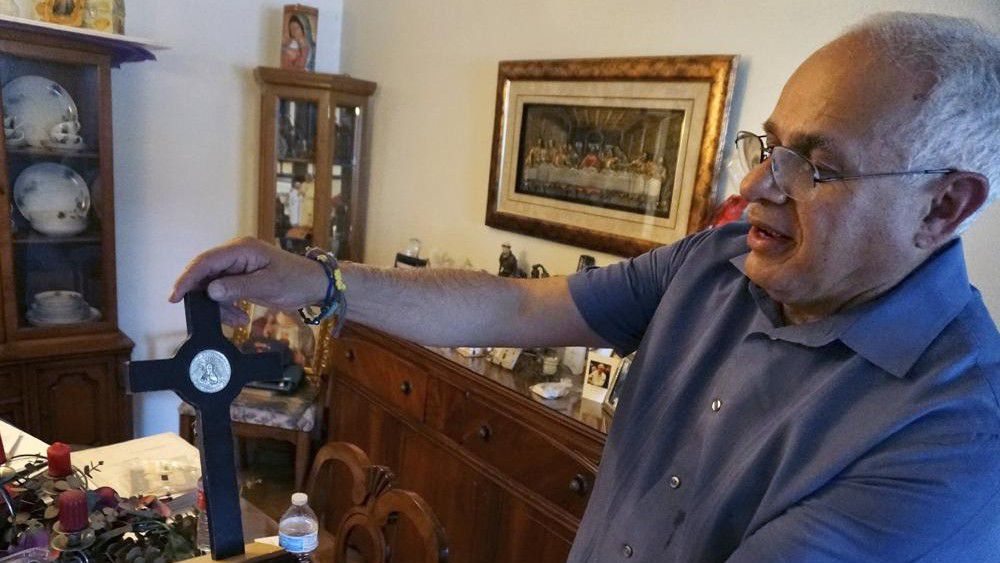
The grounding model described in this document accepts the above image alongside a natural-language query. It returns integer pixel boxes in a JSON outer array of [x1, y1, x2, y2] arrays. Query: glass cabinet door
[[1, 50, 109, 333], [330, 104, 361, 259], [272, 97, 320, 255]]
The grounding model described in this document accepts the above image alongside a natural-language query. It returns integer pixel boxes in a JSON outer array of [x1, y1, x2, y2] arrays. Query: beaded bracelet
[[299, 247, 347, 336]]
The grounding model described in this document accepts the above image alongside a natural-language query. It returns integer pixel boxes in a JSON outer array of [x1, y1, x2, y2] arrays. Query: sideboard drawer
[[442, 394, 595, 519], [329, 336, 428, 422]]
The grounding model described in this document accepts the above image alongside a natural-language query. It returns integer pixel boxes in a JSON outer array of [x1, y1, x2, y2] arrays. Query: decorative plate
[[2, 75, 79, 148], [13, 162, 91, 218]]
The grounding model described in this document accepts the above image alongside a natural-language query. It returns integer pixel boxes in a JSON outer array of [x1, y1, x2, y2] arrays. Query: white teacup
[[50, 120, 82, 138]]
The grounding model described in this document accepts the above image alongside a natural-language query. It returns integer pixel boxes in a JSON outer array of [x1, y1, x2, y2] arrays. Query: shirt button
[[669, 475, 682, 489], [622, 543, 634, 558], [711, 399, 722, 412]]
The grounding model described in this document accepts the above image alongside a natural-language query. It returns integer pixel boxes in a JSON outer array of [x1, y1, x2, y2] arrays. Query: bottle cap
[[291, 492, 308, 506]]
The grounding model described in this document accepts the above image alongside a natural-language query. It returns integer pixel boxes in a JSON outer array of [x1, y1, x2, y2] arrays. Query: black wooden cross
[[127, 291, 282, 560]]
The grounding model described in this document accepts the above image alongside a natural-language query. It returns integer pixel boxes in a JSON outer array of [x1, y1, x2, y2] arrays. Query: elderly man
[[173, 12, 999, 562]]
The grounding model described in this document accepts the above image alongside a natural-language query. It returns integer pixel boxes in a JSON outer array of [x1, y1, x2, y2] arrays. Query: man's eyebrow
[[762, 120, 843, 163]]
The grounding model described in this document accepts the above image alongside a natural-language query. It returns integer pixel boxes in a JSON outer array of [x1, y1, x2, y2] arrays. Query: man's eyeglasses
[[734, 131, 955, 202]]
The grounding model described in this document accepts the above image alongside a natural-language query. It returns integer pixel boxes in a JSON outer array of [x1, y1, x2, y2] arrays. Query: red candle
[[58, 489, 88, 533], [47, 442, 72, 478]]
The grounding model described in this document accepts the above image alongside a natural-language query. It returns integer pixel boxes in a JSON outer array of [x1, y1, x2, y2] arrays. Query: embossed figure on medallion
[[189, 349, 231, 393]]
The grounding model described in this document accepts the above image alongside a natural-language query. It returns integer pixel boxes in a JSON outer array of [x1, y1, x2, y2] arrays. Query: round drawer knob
[[569, 474, 589, 495], [399, 380, 413, 395], [477, 424, 492, 441], [344, 349, 355, 361]]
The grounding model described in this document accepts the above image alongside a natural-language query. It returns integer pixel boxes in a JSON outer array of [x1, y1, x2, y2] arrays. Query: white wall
[[111, 0, 342, 436], [340, 0, 1000, 307]]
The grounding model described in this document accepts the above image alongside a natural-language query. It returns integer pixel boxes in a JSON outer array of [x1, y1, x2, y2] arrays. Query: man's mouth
[[747, 221, 794, 253]]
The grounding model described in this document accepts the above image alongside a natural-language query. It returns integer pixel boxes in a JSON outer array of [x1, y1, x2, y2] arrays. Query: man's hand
[[170, 237, 328, 325]]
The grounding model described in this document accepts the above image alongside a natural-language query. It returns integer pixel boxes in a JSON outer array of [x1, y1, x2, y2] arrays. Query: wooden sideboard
[[322, 323, 609, 562]]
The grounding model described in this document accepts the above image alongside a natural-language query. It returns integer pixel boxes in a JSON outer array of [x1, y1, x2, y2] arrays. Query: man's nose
[[739, 159, 788, 205]]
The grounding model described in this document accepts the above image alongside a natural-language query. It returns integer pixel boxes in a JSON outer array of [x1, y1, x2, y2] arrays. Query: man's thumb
[[207, 275, 251, 301]]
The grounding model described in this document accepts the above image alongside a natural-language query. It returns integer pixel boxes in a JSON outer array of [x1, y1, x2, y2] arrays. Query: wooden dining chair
[[305, 442, 449, 563]]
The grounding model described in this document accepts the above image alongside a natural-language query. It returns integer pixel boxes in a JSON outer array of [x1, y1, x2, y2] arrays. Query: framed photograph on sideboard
[[485, 55, 738, 257]]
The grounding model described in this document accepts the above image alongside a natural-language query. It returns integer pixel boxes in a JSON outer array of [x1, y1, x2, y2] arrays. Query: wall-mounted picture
[[583, 351, 620, 403], [603, 352, 634, 416], [281, 4, 319, 72], [485, 56, 737, 257]]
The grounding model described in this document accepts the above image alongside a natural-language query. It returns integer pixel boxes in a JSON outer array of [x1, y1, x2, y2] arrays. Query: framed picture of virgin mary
[[281, 4, 319, 72]]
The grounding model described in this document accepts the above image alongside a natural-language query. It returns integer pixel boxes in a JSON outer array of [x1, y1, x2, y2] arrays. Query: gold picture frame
[[485, 56, 738, 257], [231, 301, 333, 383], [38, 0, 86, 27]]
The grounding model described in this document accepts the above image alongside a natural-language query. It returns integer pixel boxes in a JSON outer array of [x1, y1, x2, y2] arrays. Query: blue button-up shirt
[[566, 223, 1000, 562]]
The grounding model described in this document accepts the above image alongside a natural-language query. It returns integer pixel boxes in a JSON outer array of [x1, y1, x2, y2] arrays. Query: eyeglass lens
[[737, 133, 763, 169], [736, 133, 816, 200]]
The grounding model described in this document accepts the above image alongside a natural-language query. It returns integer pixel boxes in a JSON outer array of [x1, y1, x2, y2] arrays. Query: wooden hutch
[[0, 18, 157, 445]]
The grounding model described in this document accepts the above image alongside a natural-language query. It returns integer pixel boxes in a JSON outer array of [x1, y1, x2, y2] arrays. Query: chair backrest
[[305, 442, 449, 563]]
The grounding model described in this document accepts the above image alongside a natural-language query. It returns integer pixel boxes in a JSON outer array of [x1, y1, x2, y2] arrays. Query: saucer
[[26, 306, 100, 327]]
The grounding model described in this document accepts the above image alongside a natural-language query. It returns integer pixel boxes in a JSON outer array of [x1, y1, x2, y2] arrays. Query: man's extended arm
[[170, 237, 607, 348]]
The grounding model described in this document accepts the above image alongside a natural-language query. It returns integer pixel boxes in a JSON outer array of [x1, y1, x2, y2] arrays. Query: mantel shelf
[[0, 14, 166, 65]]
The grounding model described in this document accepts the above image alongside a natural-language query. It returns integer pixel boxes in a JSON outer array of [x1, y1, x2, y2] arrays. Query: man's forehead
[[766, 34, 923, 160]]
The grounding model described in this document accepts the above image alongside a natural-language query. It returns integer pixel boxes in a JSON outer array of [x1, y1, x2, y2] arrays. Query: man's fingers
[[170, 240, 264, 302]]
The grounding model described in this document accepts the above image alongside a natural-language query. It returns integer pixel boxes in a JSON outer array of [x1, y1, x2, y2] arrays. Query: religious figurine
[[498, 243, 525, 278], [530, 264, 550, 278], [498, 243, 517, 277]]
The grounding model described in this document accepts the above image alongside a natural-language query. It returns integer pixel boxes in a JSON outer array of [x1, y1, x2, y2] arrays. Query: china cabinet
[[0, 19, 155, 445], [255, 67, 376, 261]]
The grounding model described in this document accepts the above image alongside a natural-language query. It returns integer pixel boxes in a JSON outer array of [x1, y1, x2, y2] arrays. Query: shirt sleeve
[[566, 228, 720, 354], [725, 426, 1000, 562]]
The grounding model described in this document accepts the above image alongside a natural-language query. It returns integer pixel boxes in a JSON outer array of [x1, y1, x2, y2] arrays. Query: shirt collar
[[729, 239, 972, 378]]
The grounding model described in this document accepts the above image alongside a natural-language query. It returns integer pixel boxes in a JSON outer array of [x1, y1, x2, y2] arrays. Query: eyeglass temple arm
[[814, 168, 957, 183]]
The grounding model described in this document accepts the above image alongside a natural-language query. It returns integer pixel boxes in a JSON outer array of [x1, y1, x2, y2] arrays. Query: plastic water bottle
[[279, 492, 319, 561], [195, 478, 211, 554]]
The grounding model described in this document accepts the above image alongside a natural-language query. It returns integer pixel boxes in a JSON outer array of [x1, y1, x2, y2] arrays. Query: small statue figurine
[[498, 243, 518, 277], [530, 264, 550, 279]]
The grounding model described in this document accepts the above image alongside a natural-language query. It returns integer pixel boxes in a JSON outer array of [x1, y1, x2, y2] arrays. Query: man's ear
[[915, 171, 990, 248]]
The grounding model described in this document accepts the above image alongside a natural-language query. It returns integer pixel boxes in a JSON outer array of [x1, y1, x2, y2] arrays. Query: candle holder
[[50, 521, 96, 563]]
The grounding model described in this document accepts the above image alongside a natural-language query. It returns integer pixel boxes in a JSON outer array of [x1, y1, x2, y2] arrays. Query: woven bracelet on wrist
[[299, 247, 347, 336]]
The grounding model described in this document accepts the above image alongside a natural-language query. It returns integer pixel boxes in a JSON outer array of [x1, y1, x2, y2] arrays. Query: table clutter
[[0, 420, 280, 563], [0, 432, 204, 563]]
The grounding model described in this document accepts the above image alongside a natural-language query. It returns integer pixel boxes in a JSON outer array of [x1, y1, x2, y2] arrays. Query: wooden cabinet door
[[0, 365, 28, 429], [31, 358, 115, 445], [494, 495, 575, 563], [396, 430, 501, 563], [329, 379, 404, 469]]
